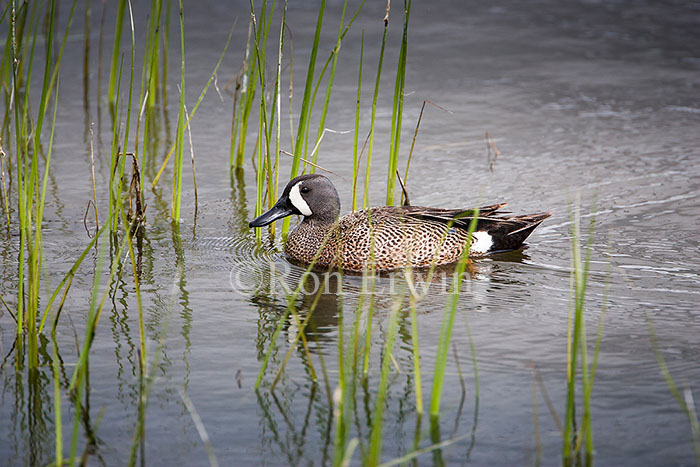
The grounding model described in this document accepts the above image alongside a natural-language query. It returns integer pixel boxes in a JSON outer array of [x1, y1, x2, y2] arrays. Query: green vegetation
[[2, 1, 690, 466], [562, 203, 605, 467]]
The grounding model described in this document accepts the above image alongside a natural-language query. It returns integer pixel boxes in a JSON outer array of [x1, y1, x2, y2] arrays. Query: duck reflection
[[256, 248, 535, 345], [248, 237, 534, 463]]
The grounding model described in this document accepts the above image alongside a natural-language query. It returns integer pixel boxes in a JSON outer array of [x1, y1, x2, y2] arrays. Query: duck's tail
[[481, 211, 552, 253]]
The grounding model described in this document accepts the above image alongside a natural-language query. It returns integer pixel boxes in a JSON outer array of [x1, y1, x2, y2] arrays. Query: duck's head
[[249, 174, 340, 228]]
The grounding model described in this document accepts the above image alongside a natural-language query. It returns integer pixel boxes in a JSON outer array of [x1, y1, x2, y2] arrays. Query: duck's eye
[[300, 186, 311, 194]]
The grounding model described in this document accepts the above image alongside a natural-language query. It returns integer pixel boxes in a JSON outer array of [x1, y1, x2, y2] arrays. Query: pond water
[[1, 0, 699, 465]]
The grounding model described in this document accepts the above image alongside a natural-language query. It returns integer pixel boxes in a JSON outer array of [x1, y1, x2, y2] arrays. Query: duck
[[249, 174, 551, 272]]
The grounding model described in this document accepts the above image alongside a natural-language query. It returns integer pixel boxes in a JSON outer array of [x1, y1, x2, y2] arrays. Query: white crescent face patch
[[469, 231, 493, 254], [289, 182, 312, 216]]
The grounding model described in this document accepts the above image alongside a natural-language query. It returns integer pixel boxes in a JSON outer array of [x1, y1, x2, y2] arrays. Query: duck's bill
[[249, 201, 294, 227]]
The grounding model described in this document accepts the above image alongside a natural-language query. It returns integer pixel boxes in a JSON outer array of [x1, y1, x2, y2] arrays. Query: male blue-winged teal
[[249, 174, 551, 272]]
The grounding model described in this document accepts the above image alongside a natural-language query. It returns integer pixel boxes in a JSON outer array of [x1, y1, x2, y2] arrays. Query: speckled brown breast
[[284, 207, 476, 272]]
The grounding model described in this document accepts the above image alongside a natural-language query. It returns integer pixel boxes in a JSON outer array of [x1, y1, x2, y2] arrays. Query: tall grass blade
[[281, 0, 325, 235], [107, 0, 127, 111], [351, 31, 363, 211], [308, 0, 349, 171], [429, 211, 478, 417], [563, 200, 597, 466], [385, 0, 411, 206], [362, 1, 389, 209]]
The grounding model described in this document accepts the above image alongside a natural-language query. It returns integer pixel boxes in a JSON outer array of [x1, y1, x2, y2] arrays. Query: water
[[2, 0, 699, 465]]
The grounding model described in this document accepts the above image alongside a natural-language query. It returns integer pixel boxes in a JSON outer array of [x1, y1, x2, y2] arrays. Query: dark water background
[[1, 0, 699, 465]]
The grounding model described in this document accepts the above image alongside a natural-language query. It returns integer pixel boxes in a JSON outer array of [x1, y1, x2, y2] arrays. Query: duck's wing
[[399, 203, 509, 223], [401, 205, 551, 252]]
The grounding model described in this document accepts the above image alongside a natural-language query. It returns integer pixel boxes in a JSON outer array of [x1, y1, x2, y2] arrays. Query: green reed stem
[[108, 57, 124, 231], [563, 202, 596, 466], [171, 0, 186, 220], [303, 0, 364, 173], [162, 0, 171, 106], [8, 0, 75, 367], [135, 0, 163, 173], [247, 0, 276, 236], [107, 0, 127, 111], [115, 0, 136, 225], [385, 0, 411, 206], [271, 1, 287, 213], [351, 31, 363, 211], [236, 22, 255, 168], [51, 308, 64, 466], [67, 227, 113, 467], [39, 221, 110, 333], [308, 0, 348, 172], [19, 0, 45, 369], [281, 0, 325, 235], [270, 285, 324, 390], [362, 2, 389, 209], [429, 210, 478, 417]]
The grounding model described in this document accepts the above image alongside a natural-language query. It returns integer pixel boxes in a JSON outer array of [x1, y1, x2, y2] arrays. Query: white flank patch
[[470, 231, 493, 254], [289, 182, 312, 216]]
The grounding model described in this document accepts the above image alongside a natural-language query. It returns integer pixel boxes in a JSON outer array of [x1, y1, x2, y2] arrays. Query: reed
[[111, 0, 137, 230], [244, 0, 365, 237], [271, 1, 287, 218], [306, 0, 358, 170], [236, 21, 258, 169], [107, 57, 125, 230], [351, 31, 363, 211], [429, 211, 478, 417], [385, 0, 411, 206], [82, 0, 90, 104], [170, 0, 186, 220], [274, 0, 324, 236], [107, 0, 128, 111], [134, 0, 164, 176], [162, 0, 171, 106], [248, 0, 276, 239], [362, 1, 389, 209], [562, 202, 602, 467], [7, 0, 77, 368]]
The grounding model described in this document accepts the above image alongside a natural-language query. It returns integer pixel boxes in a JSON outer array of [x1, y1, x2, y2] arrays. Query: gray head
[[249, 174, 340, 227]]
